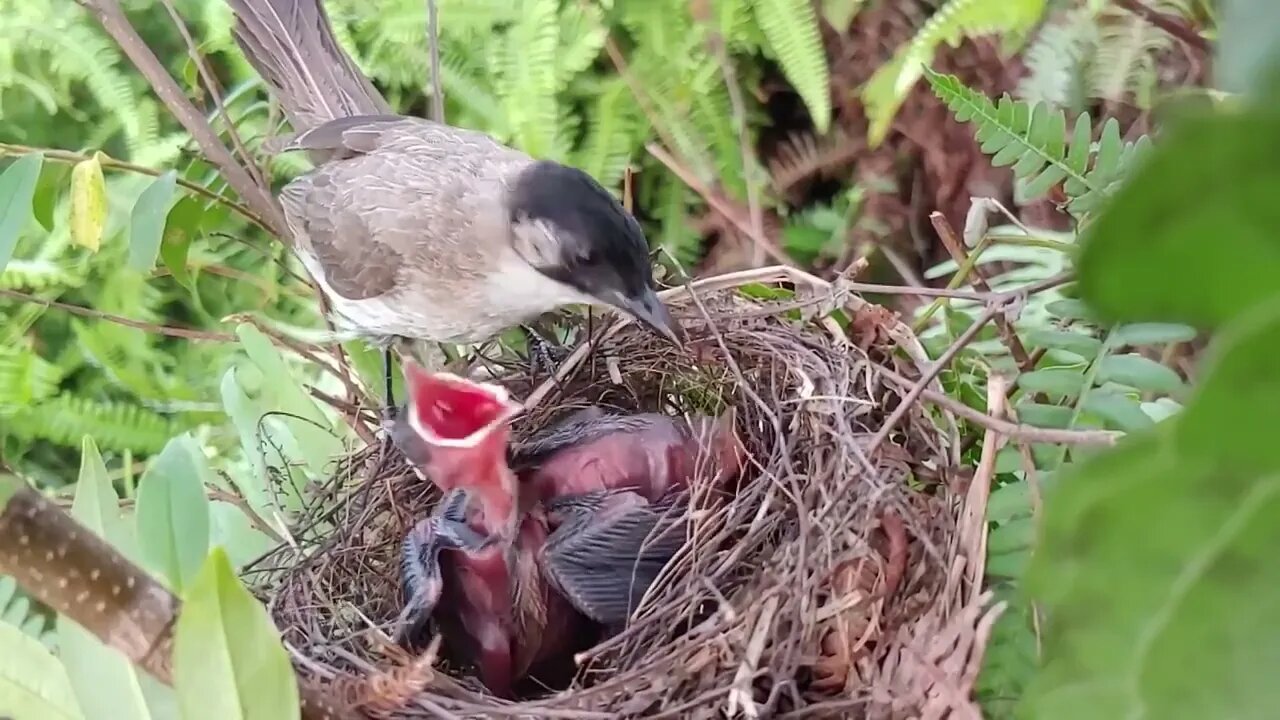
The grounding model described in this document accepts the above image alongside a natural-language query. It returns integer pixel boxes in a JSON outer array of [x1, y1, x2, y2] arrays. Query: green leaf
[[32, 162, 69, 233], [69, 154, 108, 253], [1096, 354, 1185, 395], [1026, 300, 1280, 719], [173, 547, 300, 720], [0, 621, 84, 720], [988, 480, 1032, 524], [0, 153, 44, 275], [134, 435, 211, 592], [1017, 369, 1087, 398], [1175, 298, 1280, 476], [127, 171, 178, 272], [58, 441, 154, 720], [1112, 322, 1199, 346], [160, 196, 203, 291], [1077, 108, 1280, 328], [1017, 402, 1074, 429], [1082, 391, 1156, 432], [1024, 328, 1102, 358], [1045, 298, 1093, 321], [234, 324, 343, 476]]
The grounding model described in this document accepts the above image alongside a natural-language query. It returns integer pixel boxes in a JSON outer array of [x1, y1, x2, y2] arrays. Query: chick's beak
[[617, 286, 685, 348]]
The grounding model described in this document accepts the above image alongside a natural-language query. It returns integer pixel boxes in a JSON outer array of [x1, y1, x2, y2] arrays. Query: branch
[[76, 0, 286, 237], [0, 477, 357, 720], [0, 143, 272, 233], [1114, 0, 1212, 54], [426, 0, 445, 124]]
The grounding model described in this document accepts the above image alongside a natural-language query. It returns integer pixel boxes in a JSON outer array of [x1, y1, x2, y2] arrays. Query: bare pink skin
[[515, 410, 747, 506], [402, 362, 578, 697]]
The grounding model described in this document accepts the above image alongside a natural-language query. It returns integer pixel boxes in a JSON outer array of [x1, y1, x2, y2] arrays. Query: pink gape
[[392, 361, 746, 697]]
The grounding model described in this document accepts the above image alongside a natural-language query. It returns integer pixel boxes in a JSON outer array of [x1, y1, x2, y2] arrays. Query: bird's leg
[[539, 490, 688, 626], [520, 323, 569, 385], [383, 345, 397, 412], [394, 489, 493, 647]]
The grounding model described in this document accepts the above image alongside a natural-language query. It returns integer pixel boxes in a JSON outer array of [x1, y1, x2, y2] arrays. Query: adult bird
[[392, 363, 743, 695], [224, 0, 683, 409]]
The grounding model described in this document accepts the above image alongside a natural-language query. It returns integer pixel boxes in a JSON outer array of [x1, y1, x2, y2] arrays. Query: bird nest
[[250, 267, 1000, 719]]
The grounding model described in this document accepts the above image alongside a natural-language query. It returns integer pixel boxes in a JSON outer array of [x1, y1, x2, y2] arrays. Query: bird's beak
[[615, 287, 685, 348], [402, 361, 523, 448]]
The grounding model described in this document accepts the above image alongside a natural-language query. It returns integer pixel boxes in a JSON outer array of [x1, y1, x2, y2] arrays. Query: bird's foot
[[521, 324, 570, 385]]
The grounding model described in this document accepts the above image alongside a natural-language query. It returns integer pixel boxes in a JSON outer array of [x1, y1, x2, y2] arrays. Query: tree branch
[[76, 0, 286, 237], [1115, 0, 1211, 54], [0, 477, 357, 720]]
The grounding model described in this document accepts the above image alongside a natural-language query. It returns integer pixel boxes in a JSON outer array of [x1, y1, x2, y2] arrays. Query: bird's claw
[[520, 324, 569, 384]]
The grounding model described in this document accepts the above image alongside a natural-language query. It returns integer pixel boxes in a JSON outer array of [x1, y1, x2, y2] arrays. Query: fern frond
[[768, 128, 862, 196], [750, 0, 831, 133], [6, 394, 177, 453], [493, 0, 564, 159], [0, 346, 63, 411], [1086, 0, 1190, 108], [924, 68, 1153, 220], [861, 0, 1048, 146], [0, 259, 80, 290], [1015, 8, 1097, 111], [574, 79, 640, 189]]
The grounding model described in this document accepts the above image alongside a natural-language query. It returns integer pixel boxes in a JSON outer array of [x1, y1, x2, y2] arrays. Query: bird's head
[[508, 160, 685, 346], [402, 360, 522, 501]]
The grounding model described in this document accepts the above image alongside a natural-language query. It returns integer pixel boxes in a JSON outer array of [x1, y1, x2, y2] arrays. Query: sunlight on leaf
[[173, 547, 300, 720], [135, 435, 211, 593], [69, 154, 108, 252]]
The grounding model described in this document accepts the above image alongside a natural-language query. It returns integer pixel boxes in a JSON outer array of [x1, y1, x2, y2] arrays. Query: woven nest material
[[251, 267, 1001, 719]]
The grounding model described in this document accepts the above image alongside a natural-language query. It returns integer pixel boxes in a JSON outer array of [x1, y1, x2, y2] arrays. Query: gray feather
[[226, 0, 390, 132], [542, 491, 688, 625], [510, 412, 680, 472]]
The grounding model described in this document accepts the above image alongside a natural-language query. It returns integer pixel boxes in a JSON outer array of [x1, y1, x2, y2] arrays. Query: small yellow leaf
[[70, 154, 108, 252]]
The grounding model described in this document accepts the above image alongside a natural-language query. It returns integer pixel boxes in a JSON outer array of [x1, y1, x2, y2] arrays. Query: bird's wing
[[540, 491, 687, 625], [278, 116, 529, 302], [508, 411, 667, 472]]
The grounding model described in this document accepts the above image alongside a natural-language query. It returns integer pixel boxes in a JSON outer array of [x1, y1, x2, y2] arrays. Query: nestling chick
[[225, 0, 684, 405], [394, 363, 743, 695]]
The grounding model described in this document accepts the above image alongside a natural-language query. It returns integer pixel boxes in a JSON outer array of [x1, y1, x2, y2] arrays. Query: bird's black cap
[[509, 160, 683, 345]]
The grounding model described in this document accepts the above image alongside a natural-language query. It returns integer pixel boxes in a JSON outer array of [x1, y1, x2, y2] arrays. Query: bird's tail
[[225, 0, 392, 131]]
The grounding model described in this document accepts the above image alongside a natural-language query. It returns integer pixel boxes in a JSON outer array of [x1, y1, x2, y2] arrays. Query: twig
[[157, 0, 268, 193], [871, 361, 1120, 446], [930, 212, 1035, 371], [76, 0, 285, 235], [1115, 0, 1212, 54], [703, 7, 768, 267], [646, 143, 794, 267], [865, 301, 1008, 458], [0, 288, 237, 342], [426, 0, 445, 124], [0, 143, 271, 233], [959, 375, 1008, 601]]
